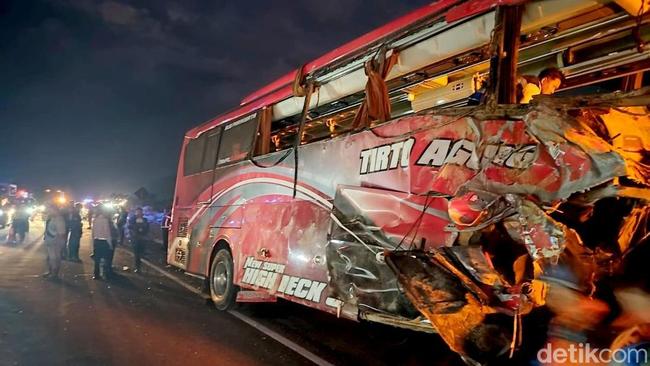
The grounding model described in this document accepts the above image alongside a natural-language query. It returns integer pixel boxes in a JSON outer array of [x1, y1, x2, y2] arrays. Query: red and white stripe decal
[[188, 177, 333, 226]]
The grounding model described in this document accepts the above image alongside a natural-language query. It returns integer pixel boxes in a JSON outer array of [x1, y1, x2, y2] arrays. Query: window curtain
[[352, 50, 399, 130]]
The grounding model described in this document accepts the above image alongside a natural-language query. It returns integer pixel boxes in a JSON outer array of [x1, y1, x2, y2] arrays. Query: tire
[[209, 248, 237, 311]]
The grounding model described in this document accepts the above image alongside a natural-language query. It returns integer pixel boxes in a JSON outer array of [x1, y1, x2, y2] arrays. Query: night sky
[[0, 0, 430, 199]]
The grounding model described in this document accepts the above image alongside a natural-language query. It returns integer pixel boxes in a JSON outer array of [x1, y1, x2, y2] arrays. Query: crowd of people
[[40, 203, 163, 281], [1, 199, 33, 245]]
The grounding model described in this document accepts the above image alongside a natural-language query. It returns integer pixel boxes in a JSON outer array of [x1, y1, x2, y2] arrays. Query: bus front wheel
[[209, 248, 237, 310]]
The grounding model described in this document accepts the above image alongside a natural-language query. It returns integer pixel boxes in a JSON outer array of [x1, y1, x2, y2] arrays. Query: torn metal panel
[[386, 251, 512, 361], [326, 187, 413, 315], [443, 245, 509, 289], [358, 312, 436, 333], [618, 205, 650, 255], [502, 199, 569, 261], [464, 103, 627, 203], [326, 238, 418, 316], [601, 106, 650, 186], [618, 186, 650, 201], [326, 185, 454, 316]]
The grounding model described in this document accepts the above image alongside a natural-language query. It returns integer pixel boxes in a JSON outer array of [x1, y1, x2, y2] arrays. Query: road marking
[[229, 310, 335, 366], [122, 249, 334, 366], [117, 248, 206, 297], [142, 257, 206, 297]]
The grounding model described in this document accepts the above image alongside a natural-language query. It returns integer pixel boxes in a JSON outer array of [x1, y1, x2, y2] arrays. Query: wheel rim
[[212, 260, 229, 301]]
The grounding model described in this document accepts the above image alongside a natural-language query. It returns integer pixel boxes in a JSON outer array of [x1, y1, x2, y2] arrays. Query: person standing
[[116, 206, 128, 246], [42, 205, 67, 280], [11, 204, 30, 244], [129, 207, 149, 273], [106, 211, 119, 278], [161, 209, 171, 253], [91, 206, 114, 280], [59, 205, 71, 259], [86, 205, 94, 230], [66, 203, 83, 262]]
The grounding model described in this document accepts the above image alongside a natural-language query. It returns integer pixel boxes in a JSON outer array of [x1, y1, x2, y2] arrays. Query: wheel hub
[[212, 261, 228, 299]]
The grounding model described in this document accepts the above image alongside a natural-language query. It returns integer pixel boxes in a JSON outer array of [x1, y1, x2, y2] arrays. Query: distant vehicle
[[0, 183, 17, 199], [169, 1, 650, 362]]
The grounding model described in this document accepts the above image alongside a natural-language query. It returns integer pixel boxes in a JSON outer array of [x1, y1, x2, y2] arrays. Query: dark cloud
[[0, 0, 430, 198]]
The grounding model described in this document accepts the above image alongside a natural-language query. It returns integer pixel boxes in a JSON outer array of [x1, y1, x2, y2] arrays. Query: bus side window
[[217, 113, 258, 165], [183, 127, 221, 176], [268, 115, 299, 152], [268, 109, 358, 152], [201, 129, 220, 171], [183, 134, 207, 176], [299, 110, 357, 145]]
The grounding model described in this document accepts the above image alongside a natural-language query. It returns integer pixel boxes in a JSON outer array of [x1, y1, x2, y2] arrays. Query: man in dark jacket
[[66, 203, 83, 262], [11, 204, 30, 244], [107, 214, 118, 277], [116, 206, 128, 245], [128, 207, 149, 273]]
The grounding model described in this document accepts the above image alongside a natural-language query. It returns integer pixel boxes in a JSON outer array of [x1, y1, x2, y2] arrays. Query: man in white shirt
[[43, 205, 67, 279], [91, 206, 114, 280]]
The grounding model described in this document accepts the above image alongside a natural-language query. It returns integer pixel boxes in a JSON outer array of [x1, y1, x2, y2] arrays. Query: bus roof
[[187, 0, 525, 138]]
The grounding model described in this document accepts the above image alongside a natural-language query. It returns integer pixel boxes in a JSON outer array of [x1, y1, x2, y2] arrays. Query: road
[[0, 219, 463, 366]]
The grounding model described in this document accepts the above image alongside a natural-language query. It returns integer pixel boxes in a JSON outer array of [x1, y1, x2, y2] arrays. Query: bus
[[169, 0, 650, 362]]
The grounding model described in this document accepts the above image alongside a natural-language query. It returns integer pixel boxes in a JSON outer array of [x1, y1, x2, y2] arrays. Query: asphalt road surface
[[0, 219, 463, 366]]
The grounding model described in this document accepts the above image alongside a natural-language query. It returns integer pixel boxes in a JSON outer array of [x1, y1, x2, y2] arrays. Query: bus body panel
[[171, 103, 627, 312]]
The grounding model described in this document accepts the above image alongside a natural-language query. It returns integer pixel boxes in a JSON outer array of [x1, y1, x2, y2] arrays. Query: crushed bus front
[[325, 88, 650, 362]]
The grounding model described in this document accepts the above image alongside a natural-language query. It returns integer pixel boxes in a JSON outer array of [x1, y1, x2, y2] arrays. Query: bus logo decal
[[241, 256, 284, 290], [415, 138, 538, 170], [241, 256, 327, 303], [359, 138, 415, 175]]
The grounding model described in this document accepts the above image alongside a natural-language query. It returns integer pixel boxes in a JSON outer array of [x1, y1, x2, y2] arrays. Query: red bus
[[169, 0, 650, 361]]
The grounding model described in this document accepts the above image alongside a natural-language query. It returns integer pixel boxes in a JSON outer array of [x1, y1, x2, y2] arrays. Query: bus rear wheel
[[209, 248, 237, 311]]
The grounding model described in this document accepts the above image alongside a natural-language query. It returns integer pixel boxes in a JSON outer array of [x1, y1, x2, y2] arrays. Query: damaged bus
[[169, 0, 650, 363]]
